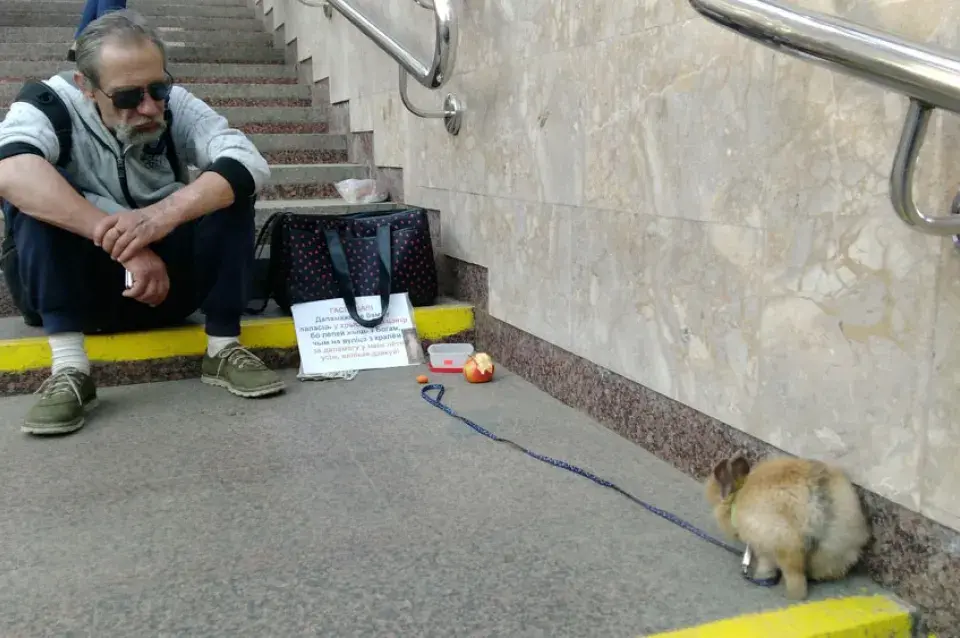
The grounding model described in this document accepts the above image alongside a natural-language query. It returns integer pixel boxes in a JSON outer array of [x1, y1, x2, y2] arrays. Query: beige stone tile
[[924, 240, 960, 531], [409, 186, 449, 217], [439, 190, 477, 264], [408, 49, 587, 206], [442, 191, 509, 267], [570, 212, 763, 430], [582, 20, 779, 227], [404, 63, 498, 192], [568, 208, 653, 383], [756, 207, 940, 511], [488, 201, 573, 351], [563, 0, 687, 47], [666, 290, 762, 433], [455, 0, 568, 73], [747, 7, 953, 512], [803, 0, 949, 44], [371, 91, 406, 168]]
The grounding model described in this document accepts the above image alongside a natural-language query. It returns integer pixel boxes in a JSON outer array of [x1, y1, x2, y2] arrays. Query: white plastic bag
[[334, 178, 388, 204]]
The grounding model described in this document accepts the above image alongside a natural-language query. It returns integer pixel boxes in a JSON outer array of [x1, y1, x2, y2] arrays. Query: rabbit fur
[[705, 453, 871, 600]]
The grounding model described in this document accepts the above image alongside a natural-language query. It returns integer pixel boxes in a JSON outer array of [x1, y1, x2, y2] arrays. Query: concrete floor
[[0, 365, 889, 637]]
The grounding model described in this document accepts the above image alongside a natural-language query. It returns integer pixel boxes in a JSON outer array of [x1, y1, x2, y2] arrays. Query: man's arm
[[142, 170, 235, 229], [0, 100, 108, 240], [161, 85, 271, 223]]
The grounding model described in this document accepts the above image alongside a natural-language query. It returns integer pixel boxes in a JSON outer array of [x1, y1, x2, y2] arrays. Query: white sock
[[207, 335, 239, 357], [49, 333, 90, 375]]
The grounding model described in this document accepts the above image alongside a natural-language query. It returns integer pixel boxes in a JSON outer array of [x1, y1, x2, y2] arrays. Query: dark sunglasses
[[99, 74, 174, 110]]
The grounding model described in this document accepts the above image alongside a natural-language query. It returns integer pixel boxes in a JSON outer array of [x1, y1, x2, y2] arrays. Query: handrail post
[[399, 67, 464, 135], [686, 0, 960, 240], [313, 0, 466, 135]]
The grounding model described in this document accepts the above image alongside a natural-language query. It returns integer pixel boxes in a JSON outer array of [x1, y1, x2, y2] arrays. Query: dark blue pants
[[4, 185, 255, 338], [75, 0, 127, 38]]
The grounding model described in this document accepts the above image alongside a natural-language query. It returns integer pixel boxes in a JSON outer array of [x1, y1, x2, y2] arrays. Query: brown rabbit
[[704, 453, 871, 600]]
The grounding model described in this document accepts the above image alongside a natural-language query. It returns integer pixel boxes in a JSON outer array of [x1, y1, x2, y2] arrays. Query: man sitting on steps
[[0, 10, 286, 436]]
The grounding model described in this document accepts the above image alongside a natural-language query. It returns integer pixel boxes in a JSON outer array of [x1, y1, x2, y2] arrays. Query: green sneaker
[[201, 342, 286, 398], [22, 367, 98, 435]]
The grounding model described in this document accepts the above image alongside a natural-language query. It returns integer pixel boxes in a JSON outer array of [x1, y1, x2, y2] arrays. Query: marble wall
[[257, 0, 960, 533]]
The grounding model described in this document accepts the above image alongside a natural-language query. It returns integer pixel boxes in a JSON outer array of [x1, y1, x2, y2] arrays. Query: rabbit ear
[[730, 455, 751, 481], [713, 459, 734, 498]]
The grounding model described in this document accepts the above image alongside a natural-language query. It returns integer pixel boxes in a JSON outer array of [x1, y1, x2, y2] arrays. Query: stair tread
[[253, 164, 366, 174], [0, 83, 312, 101], [4, 0, 253, 14], [0, 61, 297, 78], [255, 199, 398, 210], [0, 106, 328, 119], [0, 297, 473, 344], [0, 15, 264, 31], [190, 164, 368, 185], [0, 42, 286, 63], [0, 27, 274, 44]]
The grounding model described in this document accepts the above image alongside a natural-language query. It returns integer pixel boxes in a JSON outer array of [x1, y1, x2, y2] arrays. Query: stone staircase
[[0, 0, 474, 394]]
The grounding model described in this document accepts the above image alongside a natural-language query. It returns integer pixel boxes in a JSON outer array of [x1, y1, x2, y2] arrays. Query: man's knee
[[9, 207, 76, 253], [192, 196, 256, 254], [202, 196, 256, 231]]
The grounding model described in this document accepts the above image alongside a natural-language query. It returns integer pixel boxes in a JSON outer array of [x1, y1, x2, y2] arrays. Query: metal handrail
[[299, 0, 464, 134], [687, 0, 960, 238]]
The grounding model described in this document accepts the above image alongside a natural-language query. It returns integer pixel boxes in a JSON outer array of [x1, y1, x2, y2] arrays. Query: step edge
[[254, 199, 399, 209], [639, 593, 921, 638], [0, 302, 476, 372]]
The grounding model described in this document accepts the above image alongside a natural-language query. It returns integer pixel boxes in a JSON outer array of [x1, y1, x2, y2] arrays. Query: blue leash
[[420, 383, 782, 588]]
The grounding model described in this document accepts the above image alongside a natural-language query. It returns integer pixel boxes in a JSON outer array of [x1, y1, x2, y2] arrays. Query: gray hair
[[75, 10, 168, 88]]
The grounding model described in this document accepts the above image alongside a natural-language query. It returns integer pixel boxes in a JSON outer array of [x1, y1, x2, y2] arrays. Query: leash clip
[[740, 545, 782, 587]]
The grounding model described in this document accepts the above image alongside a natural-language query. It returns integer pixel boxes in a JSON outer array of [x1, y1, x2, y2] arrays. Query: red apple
[[463, 352, 495, 383]]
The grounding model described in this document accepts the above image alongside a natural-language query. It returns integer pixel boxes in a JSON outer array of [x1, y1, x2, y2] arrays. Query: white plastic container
[[427, 343, 474, 372]]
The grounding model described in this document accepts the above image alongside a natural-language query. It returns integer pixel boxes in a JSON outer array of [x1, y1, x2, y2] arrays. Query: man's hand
[[94, 210, 177, 263], [121, 248, 170, 307]]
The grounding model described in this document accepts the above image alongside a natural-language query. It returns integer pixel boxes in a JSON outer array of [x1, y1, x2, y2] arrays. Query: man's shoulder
[[12, 74, 84, 115], [31, 73, 82, 99], [167, 84, 210, 116]]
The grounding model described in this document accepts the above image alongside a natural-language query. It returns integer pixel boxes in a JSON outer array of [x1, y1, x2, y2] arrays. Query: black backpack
[[0, 79, 183, 326]]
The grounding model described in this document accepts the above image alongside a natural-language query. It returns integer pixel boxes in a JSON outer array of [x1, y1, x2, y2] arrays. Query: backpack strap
[[161, 106, 185, 184], [13, 80, 72, 168]]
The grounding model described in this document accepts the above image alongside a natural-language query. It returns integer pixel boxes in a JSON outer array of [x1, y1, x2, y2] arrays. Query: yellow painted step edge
[[642, 594, 917, 638], [0, 304, 475, 373]]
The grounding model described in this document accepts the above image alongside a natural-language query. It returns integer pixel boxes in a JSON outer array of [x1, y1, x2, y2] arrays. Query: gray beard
[[115, 120, 167, 146]]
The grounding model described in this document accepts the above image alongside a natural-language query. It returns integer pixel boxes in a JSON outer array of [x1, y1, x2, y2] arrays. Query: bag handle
[[245, 211, 286, 315], [323, 224, 393, 328]]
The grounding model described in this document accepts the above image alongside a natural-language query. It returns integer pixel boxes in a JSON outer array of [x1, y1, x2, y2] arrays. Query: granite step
[[255, 198, 398, 221], [252, 199, 399, 238], [0, 61, 297, 82], [0, 297, 475, 394], [261, 149, 348, 165], [0, 105, 330, 133], [252, 199, 399, 236], [136, 0, 249, 5], [0, 105, 328, 125], [248, 134, 346, 154], [0, 26, 275, 46], [1, 0, 256, 19], [0, 81, 312, 105], [0, 13, 264, 31], [252, 164, 369, 187], [190, 163, 369, 200], [0, 43, 286, 64]]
